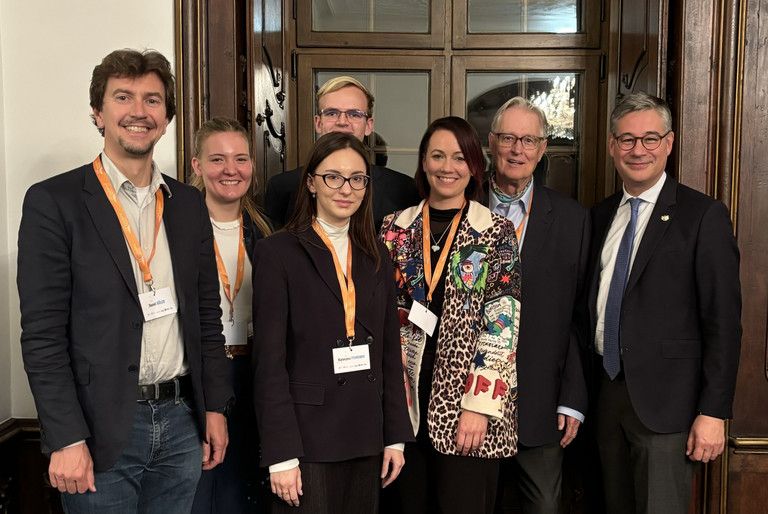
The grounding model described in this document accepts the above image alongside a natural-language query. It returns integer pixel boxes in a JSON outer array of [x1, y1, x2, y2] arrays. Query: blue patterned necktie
[[603, 197, 642, 379]]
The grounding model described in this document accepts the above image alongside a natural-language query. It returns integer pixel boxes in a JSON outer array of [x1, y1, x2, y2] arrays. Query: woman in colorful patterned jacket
[[379, 116, 522, 514]]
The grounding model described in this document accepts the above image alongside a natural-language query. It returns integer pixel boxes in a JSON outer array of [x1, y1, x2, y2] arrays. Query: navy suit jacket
[[587, 176, 741, 432], [485, 183, 589, 446], [17, 162, 232, 471], [265, 165, 420, 230]]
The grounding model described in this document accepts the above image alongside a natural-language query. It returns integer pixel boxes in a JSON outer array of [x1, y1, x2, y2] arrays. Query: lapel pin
[[660, 214, 670, 222]]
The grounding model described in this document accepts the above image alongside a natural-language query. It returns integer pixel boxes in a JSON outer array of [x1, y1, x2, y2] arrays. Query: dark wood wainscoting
[[0, 419, 62, 514]]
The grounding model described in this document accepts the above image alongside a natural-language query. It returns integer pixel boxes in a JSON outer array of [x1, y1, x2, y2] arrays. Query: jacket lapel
[[520, 184, 553, 265], [162, 181, 187, 314], [587, 192, 622, 332], [624, 177, 677, 294], [351, 244, 378, 336], [83, 163, 140, 305], [298, 227, 344, 305]]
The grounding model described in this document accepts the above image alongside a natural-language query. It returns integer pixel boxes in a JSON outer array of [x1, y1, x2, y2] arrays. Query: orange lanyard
[[92, 156, 163, 289], [514, 187, 534, 243], [422, 201, 464, 303], [212, 215, 245, 324], [312, 220, 356, 342]]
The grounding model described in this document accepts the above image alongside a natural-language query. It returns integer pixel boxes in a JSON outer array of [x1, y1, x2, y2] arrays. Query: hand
[[271, 466, 302, 506], [455, 410, 488, 455], [49, 442, 96, 494], [202, 411, 228, 470], [558, 414, 581, 448], [686, 414, 726, 462], [380, 447, 405, 488]]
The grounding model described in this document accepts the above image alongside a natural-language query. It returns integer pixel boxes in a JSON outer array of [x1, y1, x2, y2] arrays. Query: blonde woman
[[190, 117, 271, 513]]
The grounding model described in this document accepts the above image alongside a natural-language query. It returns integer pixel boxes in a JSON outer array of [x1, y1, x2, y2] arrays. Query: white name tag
[[408, 301, 438, 336], [332, 344, 371, 374], [138, 287, 178, 321], [223, 320, 248, 346]]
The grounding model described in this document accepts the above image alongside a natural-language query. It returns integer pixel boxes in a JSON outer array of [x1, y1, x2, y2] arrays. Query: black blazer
[[17, 162, 232, 471], [484, 183, 589, 446], [264, 165, 420, 230], [587, 176, 741, 433], [251, 228, 413, 466]]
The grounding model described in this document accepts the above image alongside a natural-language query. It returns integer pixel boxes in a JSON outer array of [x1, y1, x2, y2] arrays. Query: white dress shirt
[[595, 173, 668, 355]]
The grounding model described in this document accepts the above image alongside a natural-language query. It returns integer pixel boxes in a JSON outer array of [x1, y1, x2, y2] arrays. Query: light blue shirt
[[489, 179, 534, 252]]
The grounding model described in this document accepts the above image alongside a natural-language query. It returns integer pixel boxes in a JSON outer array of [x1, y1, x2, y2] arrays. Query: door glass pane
[[467, 0, 579, 33], [466, 72, 580, 198], [317, 71, 429, 176], [313, 0, 429, 33]]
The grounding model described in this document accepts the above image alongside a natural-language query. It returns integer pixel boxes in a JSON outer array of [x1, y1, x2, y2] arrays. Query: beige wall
[[0, 8, 9, 423], [0, 0, 177, 421]]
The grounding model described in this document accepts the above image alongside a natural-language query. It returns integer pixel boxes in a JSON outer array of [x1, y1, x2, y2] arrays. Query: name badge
[[333, 344, 371, 374], [138, 287, 178, 321], [408, 301, 438, 336], [223, 320, 248, 346]]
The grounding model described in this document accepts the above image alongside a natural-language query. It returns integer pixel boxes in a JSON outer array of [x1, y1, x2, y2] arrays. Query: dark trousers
[[511, 442, 563, 514], [383, 438, 499, 514], [192, 357, 268, 513], [270, 456, 380, 514], [596, 373, 694, 514]]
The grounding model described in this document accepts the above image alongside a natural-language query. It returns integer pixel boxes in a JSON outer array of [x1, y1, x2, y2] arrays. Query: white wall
[[0, 9, 10, 424], [0, 1, 177, 419]]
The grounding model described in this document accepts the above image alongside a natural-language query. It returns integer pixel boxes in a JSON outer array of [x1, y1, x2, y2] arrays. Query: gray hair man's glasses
[[613, 131, 672, 151], [492, 133, 546, 150], [312, 172, 370, 190], [318, 108, 369, 122]]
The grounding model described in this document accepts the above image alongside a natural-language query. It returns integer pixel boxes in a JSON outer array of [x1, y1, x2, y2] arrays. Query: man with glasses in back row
[[485, 97, 589, 513], [265, 76, 419, 230], [587, 92, 741, 514]]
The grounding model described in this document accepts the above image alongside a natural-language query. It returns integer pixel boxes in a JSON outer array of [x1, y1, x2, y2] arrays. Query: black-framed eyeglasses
[[613, 131, 672, 151], [318, 108, 369, 122], [492, 132, 546, 150], [312, 172, 370, 190]]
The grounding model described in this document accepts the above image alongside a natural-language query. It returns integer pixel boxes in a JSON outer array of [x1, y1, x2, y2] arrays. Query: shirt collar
[[489, 177, 534, 214], [620, 172, 666, 207], [100, 151, 171, 198]]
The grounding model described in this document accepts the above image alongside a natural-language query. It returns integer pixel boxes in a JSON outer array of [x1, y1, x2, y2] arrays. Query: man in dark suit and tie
[[265, 76, 419, 229], [587, 92, 741, 514], [486, 97, 588, 513], [17, 49, 232, 512]]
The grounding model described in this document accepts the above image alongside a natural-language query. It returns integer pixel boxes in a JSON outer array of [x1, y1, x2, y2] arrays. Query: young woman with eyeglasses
[[379, 116, 522, 514], [251, 132, 413, 513]]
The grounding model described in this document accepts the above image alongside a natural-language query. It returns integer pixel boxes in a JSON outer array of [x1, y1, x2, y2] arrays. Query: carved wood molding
[[176, 0, 207, 182]]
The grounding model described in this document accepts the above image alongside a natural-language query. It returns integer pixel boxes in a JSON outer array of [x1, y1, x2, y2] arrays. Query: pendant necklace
[[430, 226, 450, 252]]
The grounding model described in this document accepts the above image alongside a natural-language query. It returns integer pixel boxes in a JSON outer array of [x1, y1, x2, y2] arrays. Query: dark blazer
[[484, 183, 589, 447], [265, 165, 420, 230], [251, 228, 413, 467], [587, 176, 741, 433], [17, 162, 232, 471]]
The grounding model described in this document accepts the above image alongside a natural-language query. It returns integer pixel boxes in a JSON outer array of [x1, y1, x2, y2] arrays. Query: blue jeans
[[62, 398, 203, 514]]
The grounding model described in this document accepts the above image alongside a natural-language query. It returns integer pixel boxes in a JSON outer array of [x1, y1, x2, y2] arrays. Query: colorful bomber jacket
[[380, 200, 522, 457]]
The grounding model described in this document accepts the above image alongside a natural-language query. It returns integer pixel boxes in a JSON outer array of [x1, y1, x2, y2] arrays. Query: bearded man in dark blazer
[[17, 49, 232, 513], [265, 76, 419, 230], [485, 97, 589, 514], [587, 92, 741, 514]]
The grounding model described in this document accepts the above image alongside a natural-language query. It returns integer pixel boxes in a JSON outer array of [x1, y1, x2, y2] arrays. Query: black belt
[[137, 374, 192, 401]]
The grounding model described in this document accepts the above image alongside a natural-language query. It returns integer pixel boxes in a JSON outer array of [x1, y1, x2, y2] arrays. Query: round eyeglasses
[[318, 108, 369, 122], [312, 172, 370, 191], [613, 131, 672, 151], [492, 133, 546, 150]]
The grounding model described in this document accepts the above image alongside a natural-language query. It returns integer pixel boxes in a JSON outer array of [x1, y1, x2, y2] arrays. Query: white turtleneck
[[316, 217, 350, 273]]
